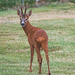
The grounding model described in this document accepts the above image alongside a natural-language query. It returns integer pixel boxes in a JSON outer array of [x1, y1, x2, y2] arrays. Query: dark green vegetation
[[0, 3, 75, 75], [0, 0, 35, 9], [0, 0, 75, 10], [0, 3, 75, 17]]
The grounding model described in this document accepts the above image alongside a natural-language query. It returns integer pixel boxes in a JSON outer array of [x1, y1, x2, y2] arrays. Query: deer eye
[[20, 19, 22, 21], [26, 19, 27, 21]]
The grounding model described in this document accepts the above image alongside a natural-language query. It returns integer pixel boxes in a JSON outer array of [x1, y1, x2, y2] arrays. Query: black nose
[[21, 23, 24, 26]]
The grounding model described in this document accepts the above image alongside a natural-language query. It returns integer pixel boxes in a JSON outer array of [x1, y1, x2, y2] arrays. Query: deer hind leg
[[38, 54, 42, 74], [29, 46, 34, 72], [41, 41, 51, 75], [35, 44, 42, 74]]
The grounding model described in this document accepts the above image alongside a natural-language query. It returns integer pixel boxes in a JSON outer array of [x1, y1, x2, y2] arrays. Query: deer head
[[17, 6, 32, 27]]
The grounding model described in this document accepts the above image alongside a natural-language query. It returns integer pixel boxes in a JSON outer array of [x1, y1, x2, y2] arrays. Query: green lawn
[[0, 19, 75, 75], [0, 3, 75, 75]]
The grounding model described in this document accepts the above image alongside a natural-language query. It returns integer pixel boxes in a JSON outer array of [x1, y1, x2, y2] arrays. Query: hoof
[[39, 72, 41, 74], [49, 72, 51, 75]]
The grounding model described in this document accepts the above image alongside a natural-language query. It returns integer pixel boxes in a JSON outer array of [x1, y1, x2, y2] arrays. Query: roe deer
[[17, 6, 51, 75]]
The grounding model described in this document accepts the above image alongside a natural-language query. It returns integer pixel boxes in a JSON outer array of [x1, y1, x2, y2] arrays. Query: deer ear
[[28, 10, 32, 16], [17, 9, 20, 16]]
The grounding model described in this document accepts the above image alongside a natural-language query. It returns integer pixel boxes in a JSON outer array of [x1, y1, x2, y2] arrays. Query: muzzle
[[21, 20, 25, 27]]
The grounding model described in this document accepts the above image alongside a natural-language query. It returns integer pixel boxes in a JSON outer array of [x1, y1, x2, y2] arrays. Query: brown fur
[[17, 7, 51, 75]]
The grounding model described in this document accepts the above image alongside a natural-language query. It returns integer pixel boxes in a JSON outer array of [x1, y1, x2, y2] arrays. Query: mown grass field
[[0, 3, 75, 75]]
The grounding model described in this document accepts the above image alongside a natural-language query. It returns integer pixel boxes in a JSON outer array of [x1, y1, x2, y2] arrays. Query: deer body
[[23, 21, 48, 46], [17, 7, 51, 75]]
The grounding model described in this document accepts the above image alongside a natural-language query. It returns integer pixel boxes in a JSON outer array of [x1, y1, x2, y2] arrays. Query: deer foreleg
[[29, 46, 34, 72]]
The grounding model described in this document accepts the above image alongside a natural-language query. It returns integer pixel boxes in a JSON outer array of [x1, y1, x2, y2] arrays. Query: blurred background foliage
[[0, 0, 75, 10]]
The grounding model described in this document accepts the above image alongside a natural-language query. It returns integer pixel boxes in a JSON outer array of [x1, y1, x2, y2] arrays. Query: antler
[[17, 7, 20, 16], [20, 6, 23, 15], [25, 3, 28, 14]]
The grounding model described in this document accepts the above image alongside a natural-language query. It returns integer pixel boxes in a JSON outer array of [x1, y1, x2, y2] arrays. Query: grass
[[0, 19, 75, 75], [0, 3, 75, 75]]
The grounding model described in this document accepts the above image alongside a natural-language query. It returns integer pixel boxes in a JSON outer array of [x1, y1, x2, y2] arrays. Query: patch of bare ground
[[30, 10, 75, 21], [0, 10, 75, 23]]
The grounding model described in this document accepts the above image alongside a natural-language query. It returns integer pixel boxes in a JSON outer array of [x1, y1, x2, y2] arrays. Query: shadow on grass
[[49, 46, 63, 52]]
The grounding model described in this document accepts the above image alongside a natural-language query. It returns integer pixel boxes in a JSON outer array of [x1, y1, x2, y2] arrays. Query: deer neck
[[22, 21, 33, 36]]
